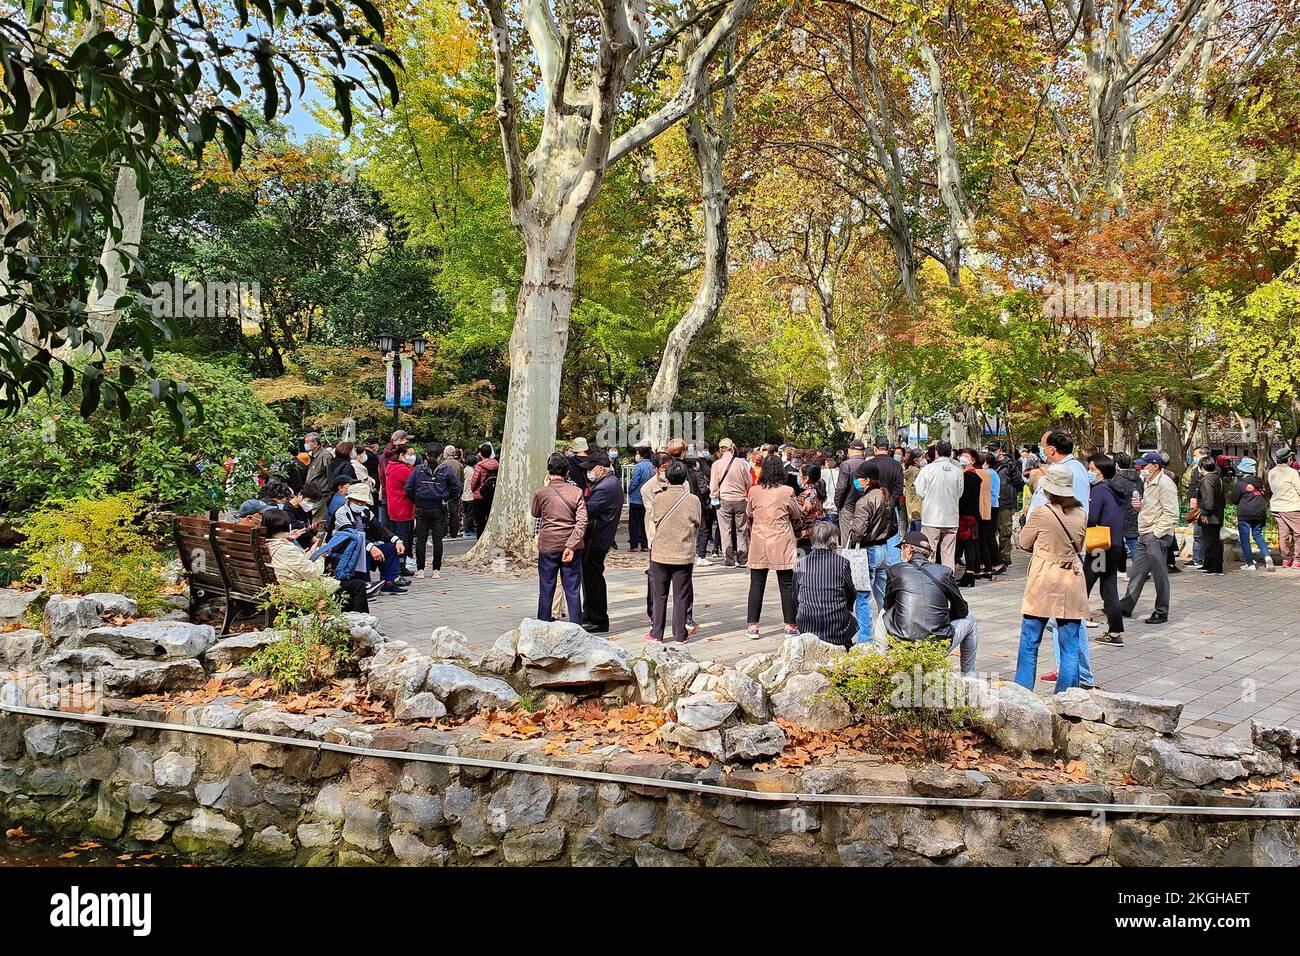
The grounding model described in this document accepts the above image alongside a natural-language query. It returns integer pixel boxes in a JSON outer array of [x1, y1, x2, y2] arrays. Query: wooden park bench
[[173, 516, 278, 634]]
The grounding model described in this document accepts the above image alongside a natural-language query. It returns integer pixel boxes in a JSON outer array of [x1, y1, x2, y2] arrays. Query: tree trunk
[[644, 107, 729, 449], [473, 233, 577, 559], [85, 163, 147, 351]]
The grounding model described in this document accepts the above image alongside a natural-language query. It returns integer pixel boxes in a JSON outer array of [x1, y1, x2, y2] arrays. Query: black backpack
[[413, 462, 453, 505], [480, 473, 497, 504]]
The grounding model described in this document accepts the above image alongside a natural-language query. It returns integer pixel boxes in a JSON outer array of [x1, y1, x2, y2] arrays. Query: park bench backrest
[[173, 515, 224, 593], [210, 521, 276, 598]]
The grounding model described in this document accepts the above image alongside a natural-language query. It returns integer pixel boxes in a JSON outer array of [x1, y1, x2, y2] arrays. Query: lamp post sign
[[399, 356, 414, 407]]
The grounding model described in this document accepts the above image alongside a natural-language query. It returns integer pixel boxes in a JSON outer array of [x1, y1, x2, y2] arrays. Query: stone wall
[[2, 697, 1299, 866]]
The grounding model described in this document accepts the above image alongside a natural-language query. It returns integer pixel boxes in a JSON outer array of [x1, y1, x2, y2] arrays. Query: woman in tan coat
[[745, 454, 803, 637], [645, 462, 702, 643], [1014, 463, 1088, 693]]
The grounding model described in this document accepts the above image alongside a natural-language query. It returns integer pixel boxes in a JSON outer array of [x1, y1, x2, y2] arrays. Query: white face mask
[[301, 500, 317, 512], [403, 454, 417, 465]]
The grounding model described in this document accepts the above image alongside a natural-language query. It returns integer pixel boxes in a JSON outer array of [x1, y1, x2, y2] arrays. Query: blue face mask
[[1087, 471, 1099, 485], [854, 478, 866, 492]]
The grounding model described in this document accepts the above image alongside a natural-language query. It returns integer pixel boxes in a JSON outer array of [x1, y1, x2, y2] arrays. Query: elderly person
[[794, 522, 857, 648], [710, 437, 752, 567], [531, 453, 587, 623], [263, 508, 368, 612], [745, 454, 803, 638], [878, 531, 978, 675], [644, 461, 701, 643], [580, 452, 623, 633], [303, 432, 334, 487], [1120, 452, 1178, 624], [1014, 464, 1089, 693]]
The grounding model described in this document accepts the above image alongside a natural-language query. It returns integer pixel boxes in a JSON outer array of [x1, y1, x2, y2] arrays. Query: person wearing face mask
[[1119, 452, 1178, 624], [580, 453, 624, 633], [303, 432, 334, 487], [1189, 456, 1225, 575], [281, 479, 330, 549], [914, 440, 964, 571], [955, 449, 985, 586], [406, 443, 462, 579], [383, 442, 417, 566], [1084, 454, 1127, 645], [326, 441, 359, 491], [323, 481, 407, 596], [847, 459, 896, 645], [263, 508, 369, 612]]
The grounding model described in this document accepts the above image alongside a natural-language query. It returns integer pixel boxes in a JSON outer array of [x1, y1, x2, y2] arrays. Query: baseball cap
[[902, 530, 932, 552], [582, 451, 612, 469], [1135, 452, 1163, 468], [848, 439, 866, 451], [237, 499, 273, 519]]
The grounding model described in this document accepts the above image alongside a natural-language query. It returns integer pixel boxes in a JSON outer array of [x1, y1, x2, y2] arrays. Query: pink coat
[[745, 484, 801, 570], [385, 460, 415, 522]]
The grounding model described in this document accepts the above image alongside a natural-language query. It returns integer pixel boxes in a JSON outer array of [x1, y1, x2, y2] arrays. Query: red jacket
[[470, 457, 499, 500], [385, 460, 415, 522]]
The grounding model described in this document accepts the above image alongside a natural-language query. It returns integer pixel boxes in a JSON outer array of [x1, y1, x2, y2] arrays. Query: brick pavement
[[373, 520, 1300, 741]]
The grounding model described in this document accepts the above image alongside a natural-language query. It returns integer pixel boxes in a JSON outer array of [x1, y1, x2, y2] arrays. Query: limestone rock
[[602, 800, 658, 839], [85, 593, 139, 618], [424, 663, 519, 717], [488, 773, 554, 832], [634, 843, 698, 867], [479, 629, 519, 675], [736, 652, 775, 681], [153, 752, 197, 789], [503, 827, 566, 864], [674, 691, 738, 731], [722, 722, 786, 762], [0, 629, 42, 669], [342, 802, 390, 852], [1132, 736, 1281, 788], [394, 692, 447, 722], [390, 831, 448, 866], [660, 721, 726, 762], [43, 595, 101, 644], [514, 618, 632, 688], [1049, 687, 1104, 722], [427, 626, 479, 666], [362, 641, 431, 706], [715, 668, 769, 721], [204, 630, 279, 668], [1090, 690, 1182, 734], [900, 807, 965, 858], [966, 676, 1053, 753], [1251, 721, 1300, 761], [172, 808, 243, 857], [0, 587, 43, 625], [101, 658, 206, 696], [82, 620, 216, 660], [242, 709, 318, 736], [770, 672, 852, 732], [248, 826, 295, 859], [757, 633, 845, 692], [631, 642, 701, 705]]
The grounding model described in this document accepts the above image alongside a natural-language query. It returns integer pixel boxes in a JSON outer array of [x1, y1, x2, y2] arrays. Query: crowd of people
[[233, 423, 1300, 698], [533, 429, 1300, 696]]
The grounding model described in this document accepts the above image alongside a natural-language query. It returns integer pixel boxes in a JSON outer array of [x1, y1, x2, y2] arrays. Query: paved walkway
[[373, 522, 1300, 742]]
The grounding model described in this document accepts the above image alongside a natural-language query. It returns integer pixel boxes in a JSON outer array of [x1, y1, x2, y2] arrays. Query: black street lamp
[[379, 330, 426, 432]]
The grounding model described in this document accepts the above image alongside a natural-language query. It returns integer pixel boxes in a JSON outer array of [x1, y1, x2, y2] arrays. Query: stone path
[[373, 519, 1300, 742]]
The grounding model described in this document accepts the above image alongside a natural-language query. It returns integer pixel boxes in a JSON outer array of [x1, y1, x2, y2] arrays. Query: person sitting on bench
[[263, 508, 368, 612]]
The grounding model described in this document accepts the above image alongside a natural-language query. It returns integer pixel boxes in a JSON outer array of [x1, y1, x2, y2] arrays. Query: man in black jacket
[[580, 453, 624, 632], [879, 531, 977, 675], [835, 439, 868, 545]]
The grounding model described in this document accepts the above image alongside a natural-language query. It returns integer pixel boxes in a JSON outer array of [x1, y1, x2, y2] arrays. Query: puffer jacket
[[1230, 475, 1268, 524], [1110, 470, 1140, 540], [881, 558, 969, 643]]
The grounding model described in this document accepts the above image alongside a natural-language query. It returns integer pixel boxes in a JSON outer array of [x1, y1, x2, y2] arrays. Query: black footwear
[[1096, 632, 1124, 646], [365, 580, 383, 598], [1168, 564, 1183, 573], [1144, 613, 1168, 625], [380, 582, 408, 594], [584, 623, 610, 634], [1119, 601, 1133, 618]]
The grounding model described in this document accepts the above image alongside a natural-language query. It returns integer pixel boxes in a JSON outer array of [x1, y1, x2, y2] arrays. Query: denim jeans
[[1017, 616, 1082, 693], [1049, 617, 1095, 686], [1238, 520, 1269, 566], [852, 544, 888, 642], [1124, 536, 1137, 560]]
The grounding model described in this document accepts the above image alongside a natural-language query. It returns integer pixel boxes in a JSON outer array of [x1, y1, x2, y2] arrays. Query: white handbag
[[844, 546, 874, 592]]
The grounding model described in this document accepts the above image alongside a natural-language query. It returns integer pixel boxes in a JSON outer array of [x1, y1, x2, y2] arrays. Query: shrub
[[820, 639, 977, 759], [244, 579, 352, 692], [18, 493, 169, 613], [0, 351, 290, 518]]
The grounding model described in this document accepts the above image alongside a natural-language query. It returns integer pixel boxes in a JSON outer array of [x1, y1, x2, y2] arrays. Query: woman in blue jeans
[[1229, 458, 1273, 570], [1014, 465, 1089, 693], [846, 460, 895, 643]]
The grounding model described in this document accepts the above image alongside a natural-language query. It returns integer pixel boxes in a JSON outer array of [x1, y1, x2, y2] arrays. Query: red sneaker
[[1040, 671, 1058, 683], [644, 632, 664, 643]]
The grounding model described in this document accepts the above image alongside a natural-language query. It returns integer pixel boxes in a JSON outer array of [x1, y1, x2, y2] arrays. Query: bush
[[0, 351, 290, 518], [18, 493, 169, 613], [244, 579, 352, 692], [820, 639, 977, 759]]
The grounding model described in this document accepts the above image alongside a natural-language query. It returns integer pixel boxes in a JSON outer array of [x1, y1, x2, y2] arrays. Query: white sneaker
[[414, 570, 426, 579], [430, 570, 441, 580], [1241, 563, 1255, 571], [1085, 619, 1100, 628], [694, 556, 712, 567], [1264, 556, 1276, 572]]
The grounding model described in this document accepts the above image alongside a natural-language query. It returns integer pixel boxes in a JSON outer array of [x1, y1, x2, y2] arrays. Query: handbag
[[844, 546, 874, 591], [1084, 525, 1111, 553]]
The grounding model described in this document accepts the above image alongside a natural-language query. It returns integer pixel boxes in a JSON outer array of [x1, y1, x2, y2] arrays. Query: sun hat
[[1039, 463, 1076, 497], [570, 437, 589, 454], [344, 482, 374, 504], [1237, 457, 1257, 476]]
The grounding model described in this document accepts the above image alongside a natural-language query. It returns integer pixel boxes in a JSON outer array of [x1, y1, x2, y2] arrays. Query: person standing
[[1086, 455, 1127, 646], [710, 437, 752, 567], [1110, 451, 1142, 562], [580, 452, 623, 633], [566, 437, 591, 492], [383, 442, 417, 567], [1191, 456, 1225, 575], [835, 439, 867, 545], [847, 459, 895, 645], [459, 452, 477, 536], [955, 449, 984, 586], [903, 449, 924, 533], [1181, 444, 1211, 567], [303, 432, 334, 487], [406, 444, 462, 580], [627, 444, 654, 553], [914, 440, 964, 570], [744, 455, 803, 638], [532, 454, 587, 623], [869, 436, 905, 563], [1229, 458, 1272, 570], [684, 446, 714, 567], [794, 522, 857, 649], [469, 443, 499, 534], [1014, 464, 1088, 693], [1268, 445, 1300, 568], [990, 443, 1023, 571], [1120, 452, 1178, 624], [644, 461, 701, 643], [978, 451, 1002, 576]]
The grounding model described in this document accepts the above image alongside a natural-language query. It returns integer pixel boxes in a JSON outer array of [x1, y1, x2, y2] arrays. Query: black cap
[[872, 435, 888, 449], [902, 530, 932, 551], [854, 460, 880, 480], [848, 439, 866, 451], [582, 451, 612, 469]]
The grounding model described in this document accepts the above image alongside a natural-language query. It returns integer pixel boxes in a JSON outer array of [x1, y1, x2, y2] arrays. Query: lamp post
[[379, 330, 427, 432]]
